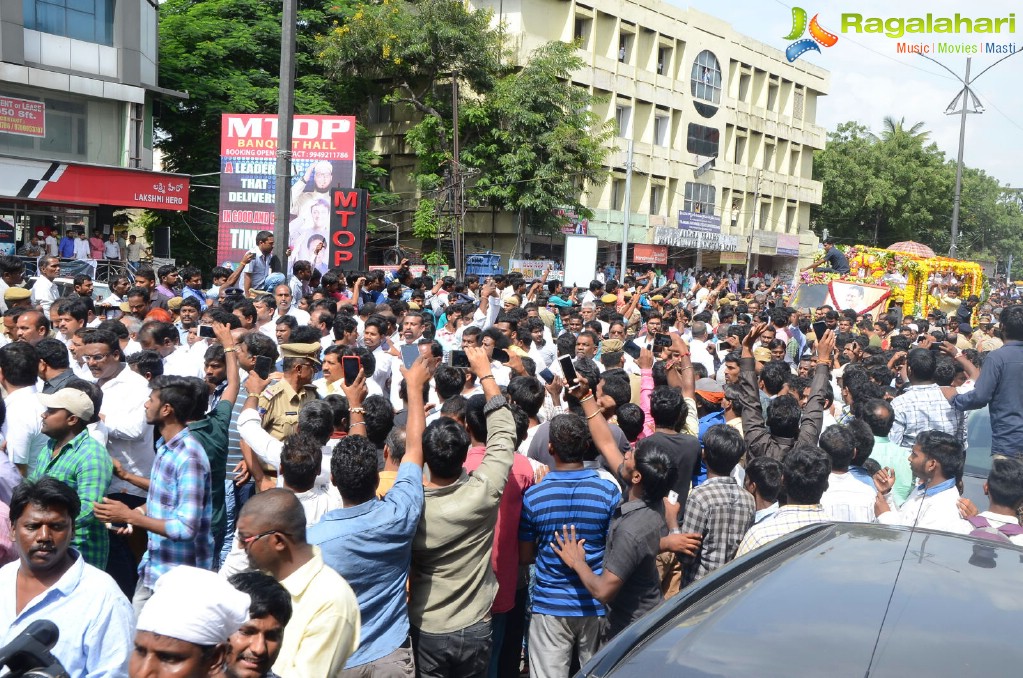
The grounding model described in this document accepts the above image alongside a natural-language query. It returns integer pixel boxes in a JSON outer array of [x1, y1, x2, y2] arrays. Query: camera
[[0, 620, 69, 678]]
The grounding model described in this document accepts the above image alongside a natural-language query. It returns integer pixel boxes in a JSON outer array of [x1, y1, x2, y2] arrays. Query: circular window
[[691, 50, 721, 118]]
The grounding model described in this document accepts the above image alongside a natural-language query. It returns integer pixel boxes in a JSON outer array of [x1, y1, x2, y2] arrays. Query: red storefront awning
[[0, 156, 190, 211]]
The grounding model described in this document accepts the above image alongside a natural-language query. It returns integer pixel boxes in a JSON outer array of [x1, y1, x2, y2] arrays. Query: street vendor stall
[[793, 243, 986, 321]]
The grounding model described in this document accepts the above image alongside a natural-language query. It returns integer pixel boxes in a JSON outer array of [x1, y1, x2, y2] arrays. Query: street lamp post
[[917, 51, 1022, 257]]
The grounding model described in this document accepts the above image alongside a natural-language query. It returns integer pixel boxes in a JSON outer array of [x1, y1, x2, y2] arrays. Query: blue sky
[[674, 0, 1023, 187]]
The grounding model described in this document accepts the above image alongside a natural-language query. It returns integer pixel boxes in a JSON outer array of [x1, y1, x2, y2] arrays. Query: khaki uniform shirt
[[258, 379, 319, 441]]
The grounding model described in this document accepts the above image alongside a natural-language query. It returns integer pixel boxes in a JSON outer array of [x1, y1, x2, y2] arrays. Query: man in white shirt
[[273, 283, 310, 325], [138, 320, 204, 378], [79, 327, 155, 596], [0, 342, 49, 475], [389, 312, 427, 408], [965, 457, 1023, 546], [875, 430, 970, 535], [688, 321, 716, 377], [819, 425, 876, 523], [30, 256, 61, 315], [43, 230, 58, 257], [73, 232, 91, 260], [103, 233, 120, 260]]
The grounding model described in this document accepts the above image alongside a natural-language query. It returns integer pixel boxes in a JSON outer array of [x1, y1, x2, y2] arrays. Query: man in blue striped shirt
[[519, 413, 621, 678]]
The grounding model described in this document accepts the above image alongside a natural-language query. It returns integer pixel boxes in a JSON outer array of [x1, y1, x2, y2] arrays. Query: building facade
[[369, 0, 830, 275], [0, 0, 188, 256]]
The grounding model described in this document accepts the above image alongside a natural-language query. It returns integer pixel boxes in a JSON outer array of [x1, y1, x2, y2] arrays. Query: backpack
[[967, 516, 1023, 544]]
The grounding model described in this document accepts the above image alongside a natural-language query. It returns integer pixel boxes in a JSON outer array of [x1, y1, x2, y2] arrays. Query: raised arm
[[797, 329, 835, 447], [399, 358, 434, 468], [214, 322, 241, 406], [573, 375, 625, 476]]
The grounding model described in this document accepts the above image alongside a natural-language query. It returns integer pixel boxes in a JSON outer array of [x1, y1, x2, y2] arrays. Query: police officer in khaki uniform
[[258, 342, 320, 441], [4, 286, 33, 310]]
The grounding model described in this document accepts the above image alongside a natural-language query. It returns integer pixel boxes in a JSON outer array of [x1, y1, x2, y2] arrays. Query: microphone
[[0, 620, 68, 677]]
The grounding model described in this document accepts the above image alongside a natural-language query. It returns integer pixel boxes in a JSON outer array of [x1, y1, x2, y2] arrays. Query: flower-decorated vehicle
[[792, 243, 986, 321]]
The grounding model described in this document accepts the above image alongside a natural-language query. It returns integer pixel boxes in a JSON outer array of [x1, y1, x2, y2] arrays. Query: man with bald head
[[16, 309, 49, 345], [237, 488, 360, 677]]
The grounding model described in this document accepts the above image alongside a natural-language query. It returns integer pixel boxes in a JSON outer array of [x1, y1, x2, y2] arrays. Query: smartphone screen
[[539, 368, 556, 384], [492, 348, 509, 364], [450, 350, 469, 368], [400, 344, 420, 370], [253, 355, 273, 380], [558, 354, 577, 385], [198, 325, 215, 339], [653, 333, 672, 349], [812, 321, 828, 342], [342, 355, 361, 385]]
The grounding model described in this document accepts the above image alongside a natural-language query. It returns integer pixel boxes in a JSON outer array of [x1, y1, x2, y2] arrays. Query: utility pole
[[1008, 253, 1014, 284], [273, 0, 297, 267], [451, 71, 463, 275], [619, 139, 634, 277], [744, 169, 762, 281], [948, 57, 972, 259], [917, 51, 1023, 258]]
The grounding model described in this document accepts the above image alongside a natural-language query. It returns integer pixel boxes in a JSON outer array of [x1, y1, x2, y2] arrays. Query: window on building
[[690, 50, 722, 118], [611, 179, 626, 211], [684, 182, 715, 216], [0, 96, 87, 159], [128, 102, 144, 169], [654, 114, 670, 147], [793, 89, 804, 120], [619, 33, 633, 63], [759, 202, 770, 229], [657, 46, 671, 75], [574, 17, 592, 46], [767, 83, 779, 111], [786, 204, 798, 234], [764, 143, 775, 171], [686, 124, 719, 157], [650, 185, 664, 215], [738, 71, 751, 102], [734, 135, 747, 164], [615, 104, 632, 138], [789, 148, 800, 176], [23, 0, 114, 46]]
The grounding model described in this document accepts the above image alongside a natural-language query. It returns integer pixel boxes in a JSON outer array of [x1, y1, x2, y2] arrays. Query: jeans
[[492, 586, 529, 678], [220, 478, 255, 566], [132, 579, 154, 619], [254, 272, 286, 292], [341, 639, 415, 678], [412, 619, 492, 678]]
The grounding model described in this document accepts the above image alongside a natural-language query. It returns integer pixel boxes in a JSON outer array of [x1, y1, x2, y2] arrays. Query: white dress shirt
[[2, 386, 49, 474], [98, 366, 155, 497], [876, 480, 971, 535], [163, 345, 204, 378], [31, 276, 59, 314], [821, 472, 877, 523]]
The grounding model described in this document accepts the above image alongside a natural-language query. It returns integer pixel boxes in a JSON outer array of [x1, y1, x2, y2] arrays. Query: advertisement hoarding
[[217, 114, 357, 270], [509, 259, 564, 281], [329, 189, 368, 271], [0, 96, 45, 137], [655, 227, 738, 252], [633, 244, 668, 265], [677, 210, 721, 233]]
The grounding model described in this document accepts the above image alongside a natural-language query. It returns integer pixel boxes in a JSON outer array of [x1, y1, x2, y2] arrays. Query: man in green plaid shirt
[[29, 388, 113, 568]]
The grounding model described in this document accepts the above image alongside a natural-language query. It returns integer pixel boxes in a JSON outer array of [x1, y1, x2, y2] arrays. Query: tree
[[318, 0, 611, 236], [460, 41, 613, 233], [153, 0, 393, 269]]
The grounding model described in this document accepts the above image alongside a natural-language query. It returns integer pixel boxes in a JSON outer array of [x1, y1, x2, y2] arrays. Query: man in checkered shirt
[[890, 348, 965, 449], [736, 445, 831, 556], [676, 425, 754, 586]]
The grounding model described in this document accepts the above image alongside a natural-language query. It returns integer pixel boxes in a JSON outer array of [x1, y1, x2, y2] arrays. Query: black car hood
[[584, 523, 1023, 677]]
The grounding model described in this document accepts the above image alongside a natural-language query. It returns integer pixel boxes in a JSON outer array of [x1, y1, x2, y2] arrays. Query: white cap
[[136, 566, 250, 646]]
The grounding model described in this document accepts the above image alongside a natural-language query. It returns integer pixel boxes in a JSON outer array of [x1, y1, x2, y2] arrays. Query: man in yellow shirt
[[238, 489, 361, 677]]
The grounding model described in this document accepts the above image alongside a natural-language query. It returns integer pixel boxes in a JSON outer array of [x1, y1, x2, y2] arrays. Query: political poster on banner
[[655, 227, 738, 252], [217, 114, 357, 272], [0, 218, 15, 256], [508, 259, 564, 281], [555, 207, 588, 235], [329, 189, 368, 271]]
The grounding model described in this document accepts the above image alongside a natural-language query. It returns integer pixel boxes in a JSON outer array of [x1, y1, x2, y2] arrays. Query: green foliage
[[423, 249, 447, 266], [461, 41, 613, 234], [812, 118, 1023, 265], [319, 0, 609, 235], [412, 198, 440, 239]]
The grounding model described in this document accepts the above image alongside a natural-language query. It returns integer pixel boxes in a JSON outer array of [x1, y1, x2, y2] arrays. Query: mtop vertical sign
[[330, 189, 368, 270], [218, 114, 356, 272]]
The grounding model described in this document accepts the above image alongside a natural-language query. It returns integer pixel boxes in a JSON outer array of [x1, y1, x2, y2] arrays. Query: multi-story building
[[0, 0, 188, 256], [370, 0, 829, 274]]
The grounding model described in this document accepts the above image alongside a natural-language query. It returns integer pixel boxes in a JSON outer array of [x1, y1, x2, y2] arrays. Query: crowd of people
[[17, 229, 146, 267], [0, 240, 1021, 678]]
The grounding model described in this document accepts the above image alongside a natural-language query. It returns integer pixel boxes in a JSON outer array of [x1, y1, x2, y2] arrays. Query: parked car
[[581, 522, 1023, 677], [962, 405, 994, 506]]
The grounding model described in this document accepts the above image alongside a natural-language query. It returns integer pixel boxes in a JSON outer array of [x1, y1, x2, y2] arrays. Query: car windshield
[[964, 406, 993, 477]]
